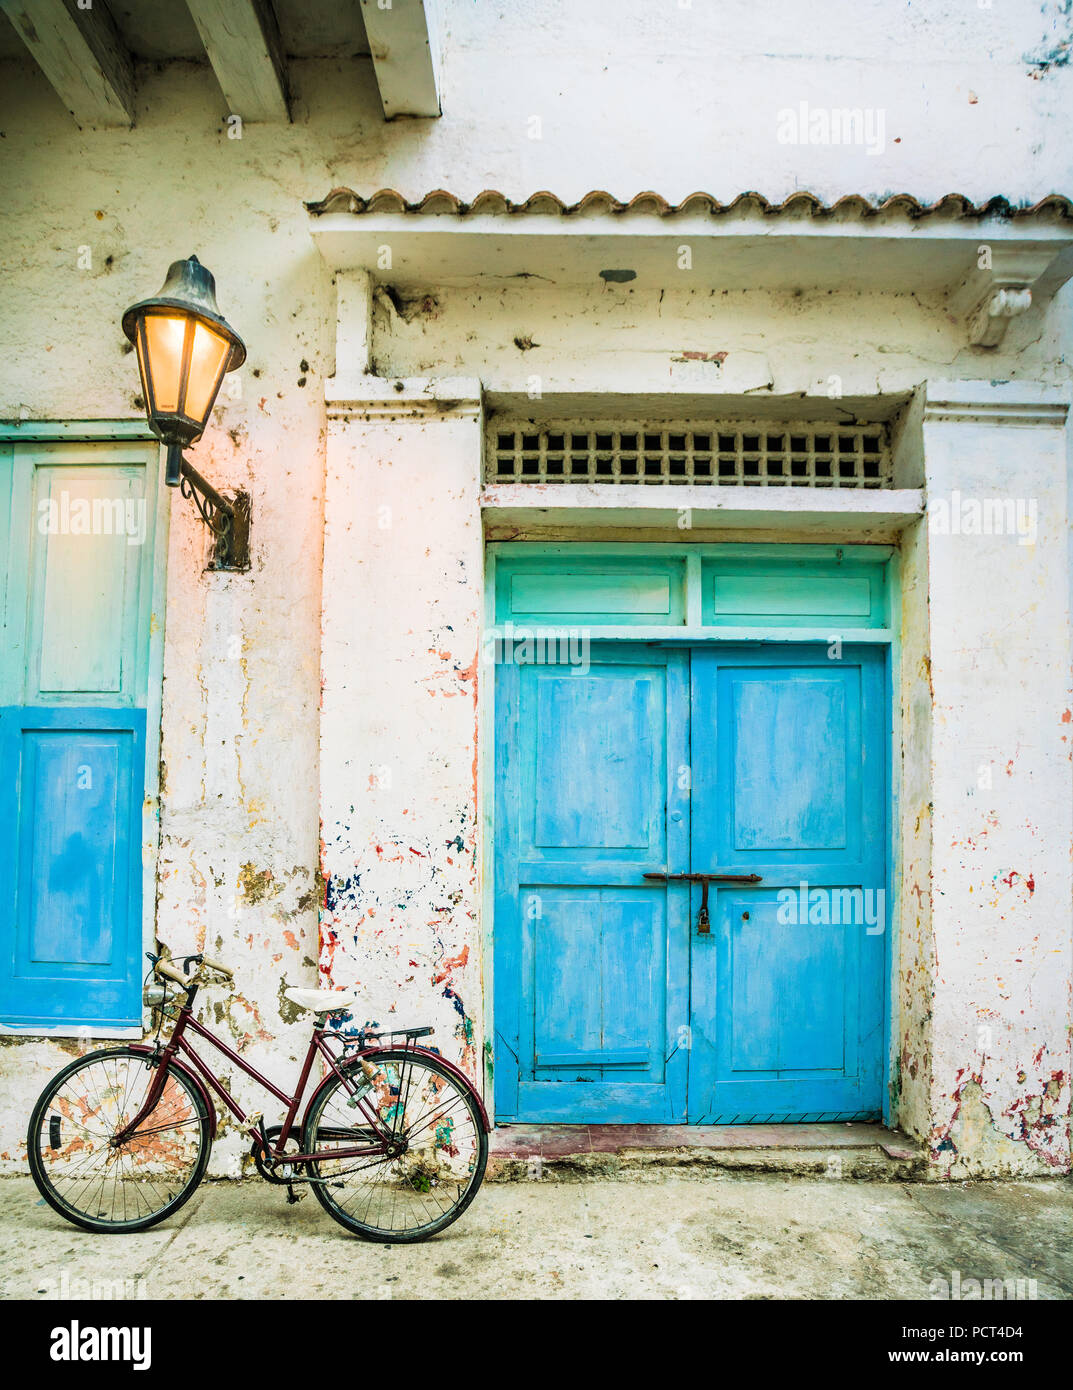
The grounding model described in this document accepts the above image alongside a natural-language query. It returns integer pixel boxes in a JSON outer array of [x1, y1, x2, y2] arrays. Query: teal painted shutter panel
[[0, 445, 161, 1029]]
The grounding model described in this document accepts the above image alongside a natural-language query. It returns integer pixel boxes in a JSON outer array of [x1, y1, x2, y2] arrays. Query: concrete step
[[487, 1122, 926, 1182]]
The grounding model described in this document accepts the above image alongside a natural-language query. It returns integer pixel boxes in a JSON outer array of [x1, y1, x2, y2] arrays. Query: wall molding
[[326, 375, 483, 422], [923, 400, 1069, 427], [0, 418, 158, 442], [923, 380, 1070, 428]]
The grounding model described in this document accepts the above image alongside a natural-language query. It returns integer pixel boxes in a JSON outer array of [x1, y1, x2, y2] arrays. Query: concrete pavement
[[2, 1174, 1071, 1300]]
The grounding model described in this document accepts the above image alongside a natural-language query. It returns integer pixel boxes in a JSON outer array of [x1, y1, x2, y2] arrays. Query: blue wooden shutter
[[0, 441, 161, 1029]]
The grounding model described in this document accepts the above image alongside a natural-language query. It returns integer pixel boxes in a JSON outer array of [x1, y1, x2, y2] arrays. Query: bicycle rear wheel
[[28, 1047, 212, 1233], [303, 1048, 487, 1242]]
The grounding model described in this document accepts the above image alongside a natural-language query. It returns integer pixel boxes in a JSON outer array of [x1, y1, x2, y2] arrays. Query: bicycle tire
[[302, 1048, 488, 1243], [28, 1046, 212, 1234]]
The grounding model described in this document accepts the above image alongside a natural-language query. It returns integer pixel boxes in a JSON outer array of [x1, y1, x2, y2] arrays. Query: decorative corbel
[[950, 247, 1059, 349], [968, 285, 1034, 348]]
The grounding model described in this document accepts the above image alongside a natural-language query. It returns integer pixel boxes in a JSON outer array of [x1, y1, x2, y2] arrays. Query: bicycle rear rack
[[355, 1025, 435, 1047]]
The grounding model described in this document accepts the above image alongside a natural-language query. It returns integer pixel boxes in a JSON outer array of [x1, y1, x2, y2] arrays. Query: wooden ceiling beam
[[1, 0, 135, 127], [361, 0, 440, 119], [184, 0, 290, 124]]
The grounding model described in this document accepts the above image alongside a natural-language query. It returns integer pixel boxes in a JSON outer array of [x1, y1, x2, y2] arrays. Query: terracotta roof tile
[[307, 188, 1073, 220]]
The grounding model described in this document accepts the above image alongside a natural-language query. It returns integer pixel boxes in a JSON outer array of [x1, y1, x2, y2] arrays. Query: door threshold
[[488, 1123, 924, 1181]]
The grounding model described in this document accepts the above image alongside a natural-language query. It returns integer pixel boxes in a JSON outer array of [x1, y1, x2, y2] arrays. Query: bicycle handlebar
[[154, 955, 234, 988], [155, 959, 193, 987], [201, 955, 235, 980]]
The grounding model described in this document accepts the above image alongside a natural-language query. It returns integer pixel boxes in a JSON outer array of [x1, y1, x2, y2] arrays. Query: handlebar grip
[[155, 960, 193, 988], [201, 955, 234, 981]]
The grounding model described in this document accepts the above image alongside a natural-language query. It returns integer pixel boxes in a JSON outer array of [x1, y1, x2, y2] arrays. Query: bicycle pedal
[[285, 1183, 305, 1204]]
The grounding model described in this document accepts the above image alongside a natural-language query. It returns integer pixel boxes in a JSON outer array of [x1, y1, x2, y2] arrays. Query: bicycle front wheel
[[304, 1048, 487, 1242], [28, 1047, 212, 1233]]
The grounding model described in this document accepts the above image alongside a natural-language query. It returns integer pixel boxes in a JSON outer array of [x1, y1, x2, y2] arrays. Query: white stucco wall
[[319, 386, 485, 1089], [917, 384, 1072, 1176], [0, 0, 1071, 1174]]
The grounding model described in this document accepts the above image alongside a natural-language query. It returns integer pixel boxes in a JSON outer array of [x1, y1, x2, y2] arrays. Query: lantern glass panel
[[185, 321, 231, 426], [141, 313, 188, 414]]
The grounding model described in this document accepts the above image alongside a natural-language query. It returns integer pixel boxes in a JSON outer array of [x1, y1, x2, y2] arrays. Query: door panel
[[495, 647, 689, 1122], [718, 887, 858, 1076], [688, 646, 886, 1122], [730, 677, 849, 851], [529, 672, 662, 857], [530, 889, 663, 1069]]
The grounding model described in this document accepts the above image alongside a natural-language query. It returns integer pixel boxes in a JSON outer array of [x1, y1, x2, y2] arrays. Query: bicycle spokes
[[31, 1051, 209, 1231], [307, 1051, 486, 1240]]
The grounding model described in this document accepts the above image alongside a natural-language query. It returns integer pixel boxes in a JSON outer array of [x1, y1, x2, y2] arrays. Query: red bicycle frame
[[116, 998, 408, 1163]]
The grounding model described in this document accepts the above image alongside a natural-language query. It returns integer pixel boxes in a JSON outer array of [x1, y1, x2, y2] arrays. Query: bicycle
[[27, 952, 489, 1243]]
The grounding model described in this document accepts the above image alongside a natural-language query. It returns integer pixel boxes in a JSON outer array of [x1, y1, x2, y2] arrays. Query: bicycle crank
[[252, 1125, 305, 1185]]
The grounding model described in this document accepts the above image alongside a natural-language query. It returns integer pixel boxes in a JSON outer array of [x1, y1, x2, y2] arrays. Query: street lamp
[[122, 255, 250, 569]]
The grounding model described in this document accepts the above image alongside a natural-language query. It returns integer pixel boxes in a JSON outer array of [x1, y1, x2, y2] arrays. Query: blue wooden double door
[[494, 643, 887, 1123]]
